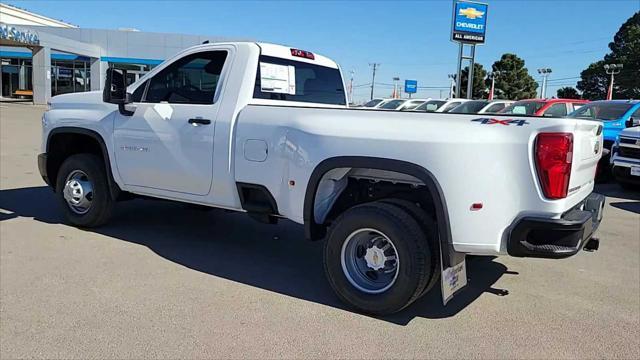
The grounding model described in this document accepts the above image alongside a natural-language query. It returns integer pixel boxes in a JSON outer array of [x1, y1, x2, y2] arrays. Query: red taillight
[[535, 133, 573, 199]]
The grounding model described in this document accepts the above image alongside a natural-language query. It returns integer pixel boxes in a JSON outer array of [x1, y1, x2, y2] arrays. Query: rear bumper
[[612, 164, 640, 186], [37, 153, 50, 186], [507, 192, 605, 259]]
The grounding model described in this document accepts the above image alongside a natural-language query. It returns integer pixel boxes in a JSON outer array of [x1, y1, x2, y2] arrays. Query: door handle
[[188, 118, 211, 125]]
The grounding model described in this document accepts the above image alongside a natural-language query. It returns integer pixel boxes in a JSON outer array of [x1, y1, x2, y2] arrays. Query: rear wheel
[[380, 198, 440, 296], [55, 154, 114, 227], [323, 201, 433, 315]]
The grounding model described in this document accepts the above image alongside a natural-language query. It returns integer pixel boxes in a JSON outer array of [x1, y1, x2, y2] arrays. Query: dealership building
[[0, 3, 243, 104]]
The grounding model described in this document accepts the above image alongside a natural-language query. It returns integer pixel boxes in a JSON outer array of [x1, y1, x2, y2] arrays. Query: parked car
[[397, 99, 429, 111], [501, 99, 589, 117], [448, 100, 490, 114], [610, 118, 640, 190], [378, 99, 408, 110], [568, 100, 640, 180], [413, 99, 447, 112], [361, 98, 386, 108], [414, 98, 470, 113], [39, 41, 604, 315], [567, 100, 640, 148], [477, 100, 514, 114]]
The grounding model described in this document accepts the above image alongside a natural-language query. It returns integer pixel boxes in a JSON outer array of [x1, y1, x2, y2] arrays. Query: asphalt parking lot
[[0, 102, 639, 359]]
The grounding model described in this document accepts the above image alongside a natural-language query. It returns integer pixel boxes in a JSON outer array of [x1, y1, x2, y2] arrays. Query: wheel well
[[303, 157, 452, 254], [47, 132, 103, 189]]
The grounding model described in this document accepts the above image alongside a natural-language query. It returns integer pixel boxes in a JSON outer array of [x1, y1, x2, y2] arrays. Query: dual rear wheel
[[323, 200, 439, 315]]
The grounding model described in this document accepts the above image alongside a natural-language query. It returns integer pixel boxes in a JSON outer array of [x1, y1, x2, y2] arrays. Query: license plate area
[[630, 166, 640, 177]]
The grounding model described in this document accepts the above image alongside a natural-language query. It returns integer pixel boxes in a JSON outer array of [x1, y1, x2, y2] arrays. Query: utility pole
[[604, 64, 623, 100], [369, 63, 380, 100], [348, 70, 355, 104], [537, 68, 552, 99], [487, 71, 501, 100], [392, 76, 400, 99], [448, 74, 456, 98]]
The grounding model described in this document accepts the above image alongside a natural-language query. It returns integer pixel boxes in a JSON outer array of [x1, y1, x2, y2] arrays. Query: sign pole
[[466, 44, 475, 99], [455, 43, 463, 98]]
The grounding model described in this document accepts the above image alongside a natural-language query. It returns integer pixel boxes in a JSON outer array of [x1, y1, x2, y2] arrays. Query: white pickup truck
[[38, 42, 605, 315]]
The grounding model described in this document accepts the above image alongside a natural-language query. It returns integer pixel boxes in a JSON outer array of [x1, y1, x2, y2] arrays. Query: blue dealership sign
[[451, 1, 488, 44], [404, 80, 417, 94]]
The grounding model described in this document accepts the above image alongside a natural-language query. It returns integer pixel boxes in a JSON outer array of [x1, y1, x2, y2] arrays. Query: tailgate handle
[[188, 118, 211, 125]]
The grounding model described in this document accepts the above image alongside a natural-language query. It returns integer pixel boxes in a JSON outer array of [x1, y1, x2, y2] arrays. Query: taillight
[[535, 133, 573, 199]]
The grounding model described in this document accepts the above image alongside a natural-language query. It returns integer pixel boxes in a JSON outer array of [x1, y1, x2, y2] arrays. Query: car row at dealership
[[359, 97, 640, 189]]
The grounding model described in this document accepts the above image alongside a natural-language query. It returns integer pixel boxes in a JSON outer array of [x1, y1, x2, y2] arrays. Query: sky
[[7, 0, 640, 102]]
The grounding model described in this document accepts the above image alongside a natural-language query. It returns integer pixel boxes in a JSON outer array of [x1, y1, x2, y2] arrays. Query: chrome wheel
[[340, 228, 400, 294], [62, 170, 94, 215]]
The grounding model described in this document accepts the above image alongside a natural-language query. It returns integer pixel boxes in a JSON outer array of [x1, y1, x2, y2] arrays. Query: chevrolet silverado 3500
[[38, 42, 605, 315]]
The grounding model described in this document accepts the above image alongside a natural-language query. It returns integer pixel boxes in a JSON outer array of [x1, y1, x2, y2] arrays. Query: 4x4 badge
[[471, 118, 529, 126]]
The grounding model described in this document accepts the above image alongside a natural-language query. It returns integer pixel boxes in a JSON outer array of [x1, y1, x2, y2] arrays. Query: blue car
[[568, 100, 640, 148]]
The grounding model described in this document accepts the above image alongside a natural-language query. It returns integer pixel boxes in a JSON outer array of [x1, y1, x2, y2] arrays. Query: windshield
[[363, 99, 383, 107], [501, 101, 545, 115], [568, 102, 633, 121], [380, 99, 406, 109], [400, 100, 426, 111], [449, 100, 489, 114], [415, 100, 446, 112]]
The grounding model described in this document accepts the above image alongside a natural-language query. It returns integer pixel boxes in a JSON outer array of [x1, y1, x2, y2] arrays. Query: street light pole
[[487, 71, 501, 100], [604, 64, 623, 100], [369, 63, 380, 100], [537, 68, 552, 99]]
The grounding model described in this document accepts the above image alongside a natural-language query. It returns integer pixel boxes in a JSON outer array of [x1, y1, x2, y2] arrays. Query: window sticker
[[260, 62, 296, 95]]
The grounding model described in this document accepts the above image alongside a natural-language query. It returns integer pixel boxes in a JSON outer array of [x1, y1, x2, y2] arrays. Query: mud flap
[[440, 245, 467, 305]]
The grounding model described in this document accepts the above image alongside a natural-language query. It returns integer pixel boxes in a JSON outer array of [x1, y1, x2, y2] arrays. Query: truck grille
[[619, 137, 640, 145], [619, 146, 640, 159]]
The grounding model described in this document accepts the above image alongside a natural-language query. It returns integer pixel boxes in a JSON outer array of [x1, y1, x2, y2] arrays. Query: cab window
[[253, 55, 346, 105], [143, 51, 227, 104], [544, 103, 568, 117]]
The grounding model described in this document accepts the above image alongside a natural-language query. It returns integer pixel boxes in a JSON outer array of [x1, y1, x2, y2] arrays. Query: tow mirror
[[625, 116, 639, 128], [103, 67, 134, 116]]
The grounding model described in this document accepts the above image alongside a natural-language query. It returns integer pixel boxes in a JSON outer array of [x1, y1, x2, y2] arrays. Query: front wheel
[[323, 201, 434, 315], [55, 154, 114, 227]]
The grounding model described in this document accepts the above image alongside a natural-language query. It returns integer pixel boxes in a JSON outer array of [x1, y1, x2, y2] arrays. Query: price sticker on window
[[259, 62, 295, 95]]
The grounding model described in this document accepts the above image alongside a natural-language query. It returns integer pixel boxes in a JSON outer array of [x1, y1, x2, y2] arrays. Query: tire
[[380, 198, 440, 296], [323, 201, 433, 315], [55, 153, 114, 227]]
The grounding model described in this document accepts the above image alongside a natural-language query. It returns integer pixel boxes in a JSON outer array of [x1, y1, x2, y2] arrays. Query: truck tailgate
[[568, 120, 603, 196]]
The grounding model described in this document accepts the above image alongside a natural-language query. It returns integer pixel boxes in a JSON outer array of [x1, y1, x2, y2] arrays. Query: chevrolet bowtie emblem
[[459, 7, 485, 19]]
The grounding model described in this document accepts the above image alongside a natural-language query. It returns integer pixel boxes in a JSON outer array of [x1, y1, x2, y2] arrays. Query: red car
[[500, 98, 589, 117]]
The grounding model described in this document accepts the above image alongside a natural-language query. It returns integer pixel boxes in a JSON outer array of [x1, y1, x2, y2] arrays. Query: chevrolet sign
[[451, 1, 488, 44], [0, 23, 40, 46]]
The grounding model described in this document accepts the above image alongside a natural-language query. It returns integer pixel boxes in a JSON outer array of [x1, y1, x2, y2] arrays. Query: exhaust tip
[[584, 237, 600, 252]]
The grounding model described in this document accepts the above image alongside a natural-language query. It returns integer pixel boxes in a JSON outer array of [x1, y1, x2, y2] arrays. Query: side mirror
[[625, 116, 639, 128], [103, 67, 134, 116]]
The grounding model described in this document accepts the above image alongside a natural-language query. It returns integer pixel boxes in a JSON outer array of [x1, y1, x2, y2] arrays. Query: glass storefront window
[[51, 59, 90, 96]]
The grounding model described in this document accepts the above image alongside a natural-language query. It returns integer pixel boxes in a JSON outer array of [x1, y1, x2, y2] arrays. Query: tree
[[578, 12, 640, 99], [487, 54, 538, 100], [556, 87, 581, 99], [577, 61, 608, 100], [459, 63, 488, 99]]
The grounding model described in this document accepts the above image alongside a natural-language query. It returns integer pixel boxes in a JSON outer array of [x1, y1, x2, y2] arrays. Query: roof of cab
[[257, 42, 339, 69]]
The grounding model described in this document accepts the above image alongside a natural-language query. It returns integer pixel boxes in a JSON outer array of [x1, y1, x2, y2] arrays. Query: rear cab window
[[253, 47, 346, 106]]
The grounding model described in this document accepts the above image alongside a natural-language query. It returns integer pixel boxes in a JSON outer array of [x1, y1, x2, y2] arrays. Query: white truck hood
[[618, 126, 640, 138]]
